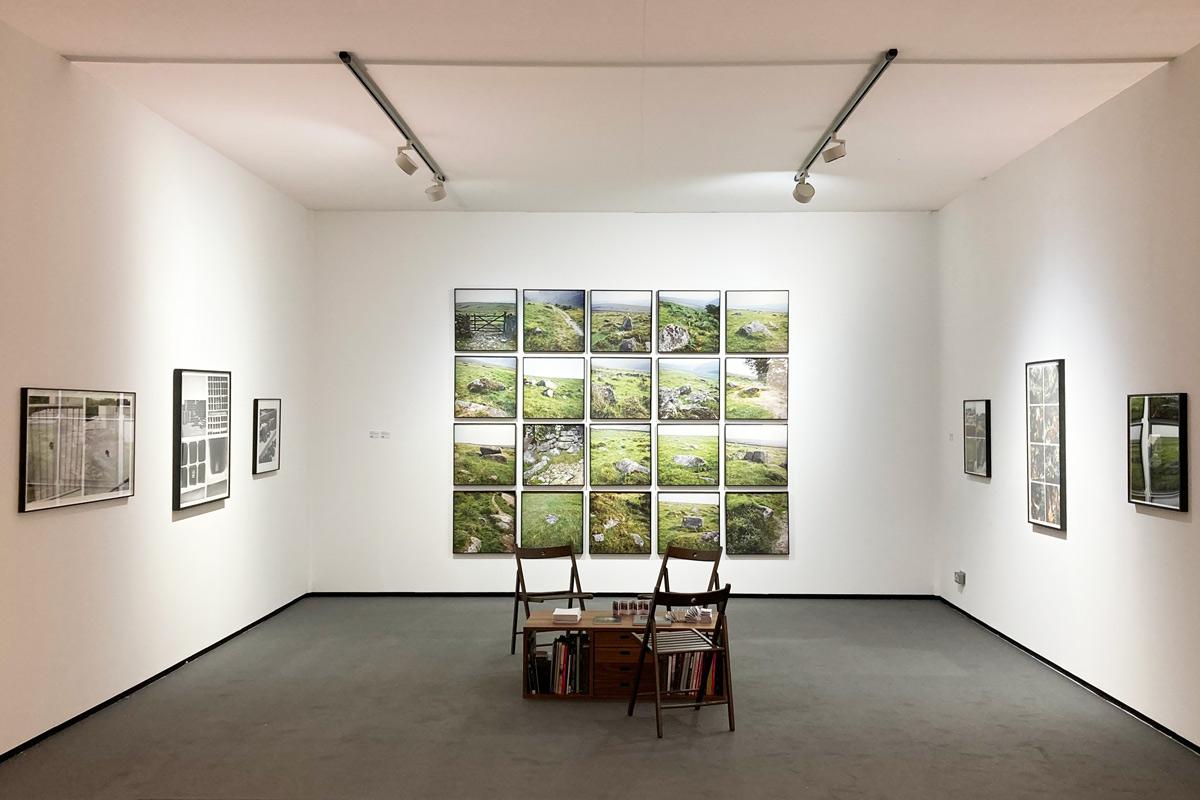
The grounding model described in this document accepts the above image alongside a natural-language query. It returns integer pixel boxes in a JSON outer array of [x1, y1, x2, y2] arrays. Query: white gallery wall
[[0, 21, 315, 755], [936, 44, 1200, 744], [310, 211, 939, 594]]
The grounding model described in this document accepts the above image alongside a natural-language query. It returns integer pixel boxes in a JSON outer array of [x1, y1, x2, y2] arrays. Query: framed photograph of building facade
[[454, 288, 517, 352], [252, 398, 281, 474], [1026, 360, 1065, 529], [173, 369, 231, 510], [963, 399, 990, 477], [19, 388, 136, 512], [1128, 393, 1188, 511]]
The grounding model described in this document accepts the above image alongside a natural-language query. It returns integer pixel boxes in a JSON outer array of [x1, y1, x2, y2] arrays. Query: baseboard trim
[[0, 593, 307, 766], [938, 597, 1200, 757], [309, 591, 938, 600]]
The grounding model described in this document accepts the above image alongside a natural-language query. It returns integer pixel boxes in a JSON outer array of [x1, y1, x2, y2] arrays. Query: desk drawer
[[592, 630, 639, 649], [595, 662, 639, 683], [594, 645, 642, 664]]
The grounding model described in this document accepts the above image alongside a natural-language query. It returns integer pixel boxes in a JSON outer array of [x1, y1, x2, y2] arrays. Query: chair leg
[[627, 641, 650, 717], [652, 652, 664, 738], [510, 588, 520, 655], [723, 635, 735, 732]]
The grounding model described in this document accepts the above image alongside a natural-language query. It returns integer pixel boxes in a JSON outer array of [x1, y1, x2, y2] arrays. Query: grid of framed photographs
[[1026, 359, 1065, 530], [452, 288, 791, 557]]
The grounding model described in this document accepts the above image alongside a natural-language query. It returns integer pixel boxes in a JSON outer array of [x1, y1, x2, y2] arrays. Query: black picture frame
[[454, 356, 518, 419], [522, 424, 586, 487], [724, 491, 790, 555], [588, 289, 653, 353], [724, 356, 788, 421], [724, 289, 790, 354], [521, 356, 586, 420], [723, 423, 788, 487], [452, 423, 517, 486], [519, 490, 585, 554], [252, 398, 281, 475], [19, 387, 137, 513], [655, 289, 721, 354], [588, 491, 653, 555], [1025, 359, 1065, 530], [522, 289, 586, 353], [173, 369, 232, 511], [454, 288, 518, 353], [657, 357, 721, 421], [589, 357, 653, 421], [1127, 393, 1188, 512], [963, 399, 991, 478]]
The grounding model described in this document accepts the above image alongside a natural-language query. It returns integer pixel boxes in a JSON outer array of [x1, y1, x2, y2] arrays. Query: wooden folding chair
[[626, 585, 735, 738], [510, 544, 593, 654], [638, 545, 722, 601]]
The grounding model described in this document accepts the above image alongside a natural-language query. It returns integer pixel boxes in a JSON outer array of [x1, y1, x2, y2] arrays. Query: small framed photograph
[[725, 491, 789, 555], [523, 424, 585, 486], [19, 388, 136, 512], [658, 358, 720, 420], [174, 369, 231, 510], [590, 290, 652, 352], [454, 356, 517, 419], [1128, 393, 1188, 511], [590, 357, 652, 420], [453, 490, 517, 553], [657, 492, 721, 553], [724, 424, 787, 486], [656, 291, 720, 353], [963, 399, 990, 477], [453, 423, 517, 486], [589, 491, 652, 555], [725, 290, 789, 353], [523, 357, 585, 419], [725, 357, 787, 420], [523, 290, 585, 352], [520, 491, 584, 553], [589, 424, 652, 486], [454, 288, 517, 351], [253, 398, 281, 474], [657, 424, 719, 487]]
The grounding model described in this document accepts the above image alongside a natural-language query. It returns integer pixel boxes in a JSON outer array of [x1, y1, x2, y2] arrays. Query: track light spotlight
[[425, 179, 447, 202], [793, 173, 815, 204], [822, 132, 846, 163], [394, 144, 418, 175]]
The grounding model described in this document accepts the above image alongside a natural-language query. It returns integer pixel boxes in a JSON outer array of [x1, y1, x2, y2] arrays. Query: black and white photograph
[[963, 399, 990, 477], [253, 398, 281, 474], [454, 288, 517, 352], [1026, 360, 1065, 529], [174, 369, 231, 510], [1128, 393, 1188, 511], [19, 388, 136, 512]]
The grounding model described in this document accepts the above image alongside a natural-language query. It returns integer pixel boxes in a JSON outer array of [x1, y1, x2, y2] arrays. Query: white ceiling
[[2, 1, 1199, 212]]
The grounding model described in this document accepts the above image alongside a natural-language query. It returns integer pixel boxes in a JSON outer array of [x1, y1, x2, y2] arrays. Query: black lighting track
[[338, 50, 447, 182]]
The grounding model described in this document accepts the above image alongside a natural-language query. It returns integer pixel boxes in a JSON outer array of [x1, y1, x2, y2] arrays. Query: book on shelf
[[661, 651, 721, 696], [527, 632, 589, 695]]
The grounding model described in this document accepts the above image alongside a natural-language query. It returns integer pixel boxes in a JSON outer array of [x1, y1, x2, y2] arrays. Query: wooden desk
[[521, 611, 723, 701]]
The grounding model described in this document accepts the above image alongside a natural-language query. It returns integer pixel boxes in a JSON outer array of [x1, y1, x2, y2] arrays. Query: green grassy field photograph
[[591, 358, 652, 419], [523, 290, 585, 352], [453, 490, 517, 553], [725, 492, 789, 555], [520, 491, 584, 553], [657, 492, 721, 553], [589, 492, 652, 554], [590, 290, 652, 352], [454, 289, 517, 351], [657, 424, 719, 486], [725, 290, 788, 353], [453, 424, 516, 485], [725, 424, 788, 486], [658, 358, 720, 420], [523, 424, 585, 486], [725, 357, 788, 419], [589, 424, 652, 485], [657, 291, 720, 353], [522, 357, 585, 419], [454, 356, 517, 418]]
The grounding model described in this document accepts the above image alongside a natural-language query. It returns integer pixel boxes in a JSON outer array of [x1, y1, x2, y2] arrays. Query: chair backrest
[[650, 545, 722, 596], [645, 584, 732, 645], [515, 544, 584, 596]]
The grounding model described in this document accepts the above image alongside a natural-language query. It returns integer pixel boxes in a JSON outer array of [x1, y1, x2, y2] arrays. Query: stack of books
[[663, 652, 720, 696], [552, 607, 582, 624]]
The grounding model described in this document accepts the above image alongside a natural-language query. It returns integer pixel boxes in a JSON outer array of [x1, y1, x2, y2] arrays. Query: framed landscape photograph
[[252, 399, 281, 474], [454, 356, 517, 418], [725, 492, 789, 555], [590, 290, 652, 352], [657, 423, 719, 487], [1128, 393, 1188, 511], [658, 358, 720, 420], [724, 424, 788, 486], [453, 490, 516, 553], [657, 290, 720, 353], [522, 357, 585, 419], [725, 290, 788, 353], [523, 290, 585, 352], [173, 369, 231, 510], [657, 492, 721, 553], [963, 399, 990, 477], [453, 424, 517, 485], [725, 357, 788, 420], [523, 424, 585, 486], [520, 491, 584, 553], [589, 491, 652, 555], [1026, 359, 1065, 530], [19, 388, 135, 512], [589, 424, 652, 486], [454, 288, 517, 352], [590, 357, 652, 420]]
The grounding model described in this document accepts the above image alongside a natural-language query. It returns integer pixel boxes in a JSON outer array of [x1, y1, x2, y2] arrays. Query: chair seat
[[521, 591, 594, 601], [631, 628, 719, 654]]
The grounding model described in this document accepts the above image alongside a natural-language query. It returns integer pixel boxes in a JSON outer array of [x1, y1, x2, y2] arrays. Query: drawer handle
[[618, 666, 631, 673], [618, 649, 632, 656]]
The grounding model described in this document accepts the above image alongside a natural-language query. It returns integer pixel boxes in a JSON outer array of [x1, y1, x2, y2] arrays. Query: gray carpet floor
[[1, 597, 1198, 799]]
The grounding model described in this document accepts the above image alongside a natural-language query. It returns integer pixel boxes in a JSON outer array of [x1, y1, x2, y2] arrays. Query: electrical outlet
[[953, 570, 966, 587]]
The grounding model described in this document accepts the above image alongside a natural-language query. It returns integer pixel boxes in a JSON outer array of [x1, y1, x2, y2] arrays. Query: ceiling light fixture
[[793, 48, 898, 204], [339, 51, 448, 188], [425, 179, 447, 203], [395, 144, 418, 175]]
